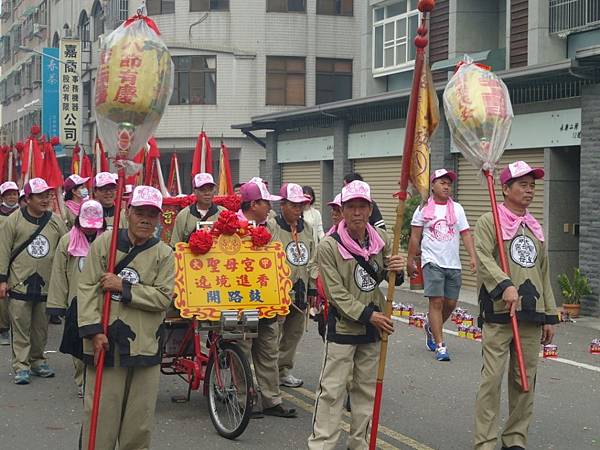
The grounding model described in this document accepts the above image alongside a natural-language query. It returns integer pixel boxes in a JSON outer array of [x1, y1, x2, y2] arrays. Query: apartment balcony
[[550, 0, 600, 35]]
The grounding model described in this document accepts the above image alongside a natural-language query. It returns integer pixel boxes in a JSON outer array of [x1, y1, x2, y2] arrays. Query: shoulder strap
[[9, 212, 52, 267], [114, 237, 160, 275], [330, 232, 381, 282]]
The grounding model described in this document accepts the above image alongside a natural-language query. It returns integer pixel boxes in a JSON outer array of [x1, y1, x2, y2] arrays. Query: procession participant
[[326, 193, 343, 235], [473, 161, 558, 450], [343, 173, 386, 230], [236, 179, 297, 418], [18, 190, 27, 209], [302, 185, 325, 244], [170, 173, 224, 246], [92, 172, 126, 230], [0, 181, 20, 219], [0, 181, 20, 345], [47, 200, 106, 397], [233, 182, 244, 195], [308, 180, 405, 450], [78, 185, 175, 449], [407, 168, 476, 361], [0, 178, 68, 384], [64, 174, 91, 229], [268, 182, 317, 388]]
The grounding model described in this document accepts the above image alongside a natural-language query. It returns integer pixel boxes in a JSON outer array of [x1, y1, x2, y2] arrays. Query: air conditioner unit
[[33, 23, 46, 36]]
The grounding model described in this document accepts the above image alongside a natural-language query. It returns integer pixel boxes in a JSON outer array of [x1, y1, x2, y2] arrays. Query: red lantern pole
[[87, 124, 133, 450], [369, 1, 435, 448], [484, 170, 529, 391]]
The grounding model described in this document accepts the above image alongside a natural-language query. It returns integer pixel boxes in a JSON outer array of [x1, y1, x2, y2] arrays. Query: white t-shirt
[[411, 201, 470, 270]]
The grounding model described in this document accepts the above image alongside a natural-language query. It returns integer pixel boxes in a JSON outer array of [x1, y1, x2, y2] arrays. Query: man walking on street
[[78, 186, 175, 449], [236, 179, 297, 418], [269, 182, 317, 388], [343, 173, 386, 230], [473, 161, 558, 450], [93, 172, 127, 230], [407, 169, 476, 361], [308, 180, 404, 450], [0, 178, 68, 384], [171, 173, 224, 245]]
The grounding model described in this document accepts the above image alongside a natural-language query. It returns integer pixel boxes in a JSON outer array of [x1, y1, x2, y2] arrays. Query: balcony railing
[[550, 0, 600, 35]]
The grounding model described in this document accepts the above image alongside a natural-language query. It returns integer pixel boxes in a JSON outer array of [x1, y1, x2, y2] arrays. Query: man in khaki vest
[[170, 172, 224, 246], [0, 178, 68, 384], [308, 180, 404, 450], [236, 179, 297, 418], [473, 161, 558, 450], [268, 183, 317, 388], [79, 186, 175, 449]]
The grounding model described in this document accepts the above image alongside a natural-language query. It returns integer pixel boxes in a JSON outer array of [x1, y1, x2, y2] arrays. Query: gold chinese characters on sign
[[174, 235, 292, 321]]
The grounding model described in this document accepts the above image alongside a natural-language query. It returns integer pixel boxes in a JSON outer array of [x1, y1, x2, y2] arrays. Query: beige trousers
[[473, 322, 542, 450], [73, 357, 84, 387], [0, 297, 10, 331], [308, 341, 379, 450], [81, 363, 161, 450], [278, 306, 306, 378], [238, 318, 282, 409], [8, 299, 48, 372]]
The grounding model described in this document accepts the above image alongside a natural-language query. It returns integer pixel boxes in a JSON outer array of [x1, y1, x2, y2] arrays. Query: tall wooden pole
[[369, 1, 435, 448]]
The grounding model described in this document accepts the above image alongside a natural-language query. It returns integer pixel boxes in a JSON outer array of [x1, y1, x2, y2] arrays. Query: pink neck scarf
[[336, 220, 385, 260], [65, 199, 81, 216], [326, 224, 338, 236], [421, 197, 457, 227], [498, 203, 544, 242], [67, 227, 95, 257]]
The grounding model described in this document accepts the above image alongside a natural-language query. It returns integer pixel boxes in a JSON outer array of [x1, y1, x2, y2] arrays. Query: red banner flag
[[192, 131, 212, 176]]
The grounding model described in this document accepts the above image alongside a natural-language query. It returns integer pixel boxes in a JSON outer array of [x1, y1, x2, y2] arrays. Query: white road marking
[[392, 316, 600, 373]]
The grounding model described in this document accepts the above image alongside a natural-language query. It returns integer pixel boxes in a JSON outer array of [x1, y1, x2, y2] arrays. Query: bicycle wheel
[[205, 341, 253, 439]]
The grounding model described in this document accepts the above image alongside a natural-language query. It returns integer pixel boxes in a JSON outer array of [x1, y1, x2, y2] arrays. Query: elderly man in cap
[[236, 178, 297, 418], [473, 161, 558, 450], [407, 168, 476, 361], [170, 173, 224, 246], [268, 182, 318, 388], [78, 185, 175, 449], [308, 180, 404, 450], [0, 178, 68, 384], [0, 181, 20, 345]]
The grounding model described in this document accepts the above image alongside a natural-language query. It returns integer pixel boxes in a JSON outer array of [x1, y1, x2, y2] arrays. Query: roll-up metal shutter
[[456, 149, 545, 288], [281, 162, 322, 209], [353, 157, 403, 231]]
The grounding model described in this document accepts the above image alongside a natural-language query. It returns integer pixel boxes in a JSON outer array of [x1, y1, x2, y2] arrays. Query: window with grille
[[78, 10, 90, 42], [190, 0, 229, 11], [267, 0, 306, 13], [266, 56, 305, 106], [372, 1, 419, 76], [92, 1, 104, 40], [170, 56, 217, 105], [316, 58, 352, 104], [317, 0, 353, 16], [147, 0, 175, 15]]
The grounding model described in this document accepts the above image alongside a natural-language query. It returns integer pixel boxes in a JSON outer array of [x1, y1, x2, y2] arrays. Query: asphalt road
[[1, 290, 599, 449]]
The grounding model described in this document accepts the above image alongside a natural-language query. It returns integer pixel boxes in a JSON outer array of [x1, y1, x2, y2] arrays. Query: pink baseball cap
[[328, 193, 342, 208], [341, 180, 372, 203], [0, 181, 19, 195], [129, 185, 163, 211], [94, 172, 118, 188], [193, 173, 216, 189], [78, 200, 104, 229], [64, 174, 90, 192], [240, 179, 282, 202], [279, 183, 310, 204], [24, 178, 54, 196], [500, 161, 544, 185], [430, 168, 457, 183]]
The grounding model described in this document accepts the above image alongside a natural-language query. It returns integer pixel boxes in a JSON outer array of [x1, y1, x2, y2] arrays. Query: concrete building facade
[[237, 0, 600, 316], [1, 0, 364, 190]]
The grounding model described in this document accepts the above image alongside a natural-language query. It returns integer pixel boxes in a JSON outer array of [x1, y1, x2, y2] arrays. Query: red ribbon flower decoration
[[250, 226, 272, 247], [214, 194, 241, 212], [188, 229, 213, 255], [213, 210, 240, 236], [50, 136, 60, 146]]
